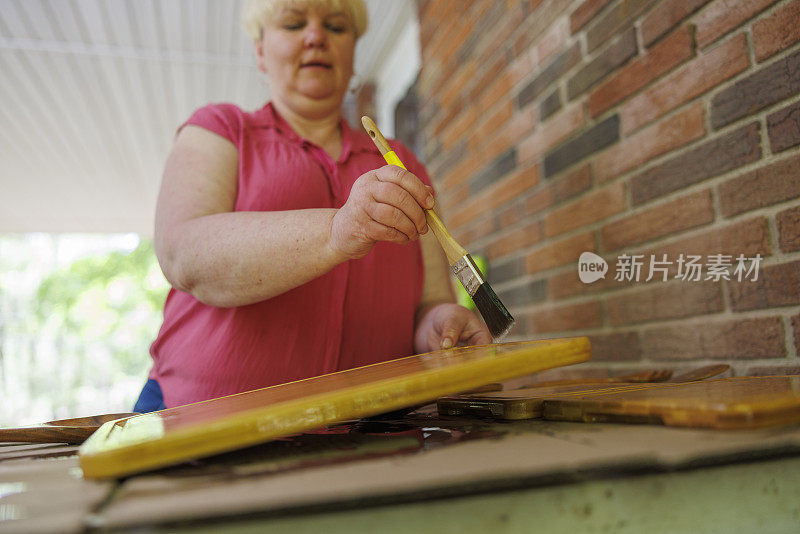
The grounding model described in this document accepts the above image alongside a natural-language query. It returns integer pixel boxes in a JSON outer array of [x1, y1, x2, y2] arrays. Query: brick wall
[[416, 0, 800, 378]]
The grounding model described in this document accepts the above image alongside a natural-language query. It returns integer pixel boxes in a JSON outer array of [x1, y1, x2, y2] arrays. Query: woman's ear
[[254, 39, 267, 74]]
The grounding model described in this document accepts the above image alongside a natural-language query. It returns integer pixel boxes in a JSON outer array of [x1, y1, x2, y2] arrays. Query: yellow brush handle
[[361, 116, 467, 265]]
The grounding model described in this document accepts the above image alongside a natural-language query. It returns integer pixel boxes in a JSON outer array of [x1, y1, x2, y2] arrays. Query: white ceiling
[[0, 0, 415, 235]]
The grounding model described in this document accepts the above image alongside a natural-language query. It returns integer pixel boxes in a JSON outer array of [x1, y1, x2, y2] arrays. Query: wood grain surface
[[79, 338, 590, 479]]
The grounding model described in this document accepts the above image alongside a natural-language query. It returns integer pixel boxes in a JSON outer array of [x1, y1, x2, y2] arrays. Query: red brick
[[528, 301, 602, 333], [448, 194, 484, 231], [606, 281, 724, 326], [567, 28, 638, 100], [728, 260, 800, 311], [442, 151, 480, 190], [596, 102, 706, 183], [620, 33, 748, 133], [641, 0, 711, 47], [553, 163, 593, 202], [586, 332, 641, 361], [718, 155, 800, 217], [518, 102, 585, 164], [601, 190, 715, 252], [481, 130, 515, 164], [521, 163, 592, 223], [544, 182, 627, 238], [641, 317, 786, 360], [641, 217, 772, 262], [570, 0, 613, 34], [438, 18, 475, 63], [589, 25, 695, 117], [535, 17, 569, 66], [753, 0, 800, 61], [474, 100, 514, 142], [441, 107, 480, 151], [509, 51, 535, 86], [439, 61, 478, 110], [525, 231, 596, 273], [431, 100, 464, 138], [496, 199, 527, 229], [487, 221, 544, 259], [448, 163, 538, 231], [487, 163, 541, 210], [474, 7, 526, 66], [525, 186, 555, 216], [479, 71, 513, 113], [694, 0, 777, 49], [508, 102, 538, 141], [777, 205, 800, 252], [468, 53, 509, 103]]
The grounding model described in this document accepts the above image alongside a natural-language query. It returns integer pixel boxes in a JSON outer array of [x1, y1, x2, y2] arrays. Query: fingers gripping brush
[[362, 116, 515, 342]]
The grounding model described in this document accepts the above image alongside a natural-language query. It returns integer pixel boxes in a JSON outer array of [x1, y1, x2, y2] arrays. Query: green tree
[[30, 239, 169, 418]]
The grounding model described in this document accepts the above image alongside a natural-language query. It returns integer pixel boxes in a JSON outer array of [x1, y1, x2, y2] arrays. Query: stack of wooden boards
[[437, 375, 800, 429], [78, 338, 591, 479]]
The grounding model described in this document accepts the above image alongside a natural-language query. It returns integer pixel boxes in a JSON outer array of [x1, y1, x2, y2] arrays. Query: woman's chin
[[297, 87, 340, 103]]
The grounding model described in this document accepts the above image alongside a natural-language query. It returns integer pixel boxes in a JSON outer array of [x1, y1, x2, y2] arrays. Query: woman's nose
[[303, 22, 328, 48]]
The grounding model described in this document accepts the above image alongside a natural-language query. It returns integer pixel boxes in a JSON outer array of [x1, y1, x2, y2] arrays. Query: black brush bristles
[[472, 283, 515, 342]]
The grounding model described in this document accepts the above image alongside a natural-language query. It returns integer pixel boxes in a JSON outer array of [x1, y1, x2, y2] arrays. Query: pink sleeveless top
[[148, 102, 432, 407]]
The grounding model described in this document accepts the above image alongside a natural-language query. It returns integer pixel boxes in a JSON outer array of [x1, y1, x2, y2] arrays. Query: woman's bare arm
[[155, 125, 434, 308]]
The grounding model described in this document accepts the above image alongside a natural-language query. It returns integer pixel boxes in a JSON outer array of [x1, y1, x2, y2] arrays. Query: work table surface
[[2, 408, 800, 533]]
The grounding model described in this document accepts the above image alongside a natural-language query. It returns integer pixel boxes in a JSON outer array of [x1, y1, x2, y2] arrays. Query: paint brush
[[361, 116, 515, 342]]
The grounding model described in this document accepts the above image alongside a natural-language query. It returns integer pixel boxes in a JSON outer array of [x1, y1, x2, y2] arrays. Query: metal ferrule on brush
[[452, 254, 484, 297]]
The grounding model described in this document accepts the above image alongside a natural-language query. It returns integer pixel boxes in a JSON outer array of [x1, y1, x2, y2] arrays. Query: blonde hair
[[242, 0, 368, 40]]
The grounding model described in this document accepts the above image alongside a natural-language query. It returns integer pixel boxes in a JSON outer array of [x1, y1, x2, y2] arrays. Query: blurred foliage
[[0, 235, 169, 425]]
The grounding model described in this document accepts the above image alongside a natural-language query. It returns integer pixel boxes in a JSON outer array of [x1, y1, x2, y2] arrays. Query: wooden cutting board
[[437, 383, 668, 420], [79, 338, 590, 479], [543, 376, 800, 429]]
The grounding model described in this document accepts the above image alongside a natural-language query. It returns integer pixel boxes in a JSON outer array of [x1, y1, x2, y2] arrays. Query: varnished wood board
[[79, 338, 590, 479], [0, 413, 137, 444], [543, 376, 800, 429], [438, 383, 669, 420]]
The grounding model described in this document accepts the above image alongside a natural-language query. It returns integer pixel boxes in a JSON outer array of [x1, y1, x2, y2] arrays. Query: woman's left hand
[[414, 303, 493, 353]]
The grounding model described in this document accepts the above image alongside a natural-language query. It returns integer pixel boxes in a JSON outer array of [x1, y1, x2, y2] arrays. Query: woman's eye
[[282, 20, 304, 30], [326, 24, 346, 33]]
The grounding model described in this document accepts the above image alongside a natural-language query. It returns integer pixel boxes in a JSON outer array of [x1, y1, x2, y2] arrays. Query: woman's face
[[256, 3, 356, 115]]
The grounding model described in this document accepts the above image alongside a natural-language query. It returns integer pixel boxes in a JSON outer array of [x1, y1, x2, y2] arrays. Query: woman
[[134, 0, 491, 411]]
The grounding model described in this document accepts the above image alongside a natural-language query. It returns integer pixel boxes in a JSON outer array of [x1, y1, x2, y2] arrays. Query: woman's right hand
[[330, 165, 435, 260]]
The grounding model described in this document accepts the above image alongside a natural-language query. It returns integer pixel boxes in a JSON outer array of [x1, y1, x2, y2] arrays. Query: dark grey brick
[[587, 0, 655, 52], [711, 48, 800, 129], [489, 256, 526, 284], [567, 27, 638, 100], [631, 122, 762, 205], [430, 139, 466, 180], [544, 115, 620, 177], [470, 148, 518, 193], [497, 279, 547, 307], [516, 43, 581, 109], [457, 1, 504, 62], [767, 99, 800, 153], [540, 89, 562, 121]]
